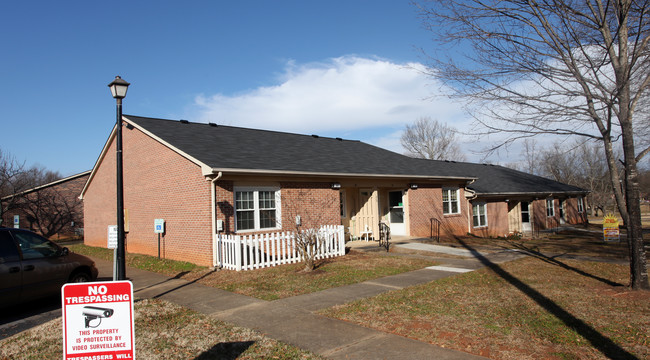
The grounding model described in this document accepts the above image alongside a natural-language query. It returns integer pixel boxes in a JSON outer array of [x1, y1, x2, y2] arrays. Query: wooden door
[[357, 189, 378, 239]]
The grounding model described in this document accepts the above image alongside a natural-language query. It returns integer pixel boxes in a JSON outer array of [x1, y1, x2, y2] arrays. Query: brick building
[[80, 115, 588, 266], [2, 171, 90, 239]]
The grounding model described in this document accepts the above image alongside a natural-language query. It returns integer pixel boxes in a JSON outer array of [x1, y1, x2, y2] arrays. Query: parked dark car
[[0, 227, 98, 307]]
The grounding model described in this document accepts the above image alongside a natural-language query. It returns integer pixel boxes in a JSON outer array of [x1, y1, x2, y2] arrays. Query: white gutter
[[210, 167, 478, 181], [464, 179, 478, 233], [208, 172, 223, 268]]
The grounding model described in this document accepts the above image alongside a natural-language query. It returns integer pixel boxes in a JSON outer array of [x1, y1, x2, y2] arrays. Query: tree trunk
[[620, 118, 649, 290]]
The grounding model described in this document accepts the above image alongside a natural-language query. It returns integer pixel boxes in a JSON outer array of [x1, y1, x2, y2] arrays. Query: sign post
[[108, 225, 118, 281], [62, 281, 135, 360], [154, 219, 165, 258]]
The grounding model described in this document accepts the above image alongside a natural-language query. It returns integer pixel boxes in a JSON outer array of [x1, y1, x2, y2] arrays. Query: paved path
[[89, 245, 525, 359]]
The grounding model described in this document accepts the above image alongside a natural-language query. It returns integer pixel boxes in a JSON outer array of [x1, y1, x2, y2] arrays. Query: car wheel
[[69, 271, 92, 283]]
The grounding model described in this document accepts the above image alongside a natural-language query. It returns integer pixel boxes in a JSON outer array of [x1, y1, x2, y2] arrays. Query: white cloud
[[191, 56, 469, 138]]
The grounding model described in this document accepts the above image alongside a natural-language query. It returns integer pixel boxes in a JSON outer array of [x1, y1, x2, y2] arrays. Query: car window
[[0, 231, 20, 262], [12, 231, 60, 259]]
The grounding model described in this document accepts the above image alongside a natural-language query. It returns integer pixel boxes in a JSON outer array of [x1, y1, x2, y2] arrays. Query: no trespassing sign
[[61, 281, 135, 360]]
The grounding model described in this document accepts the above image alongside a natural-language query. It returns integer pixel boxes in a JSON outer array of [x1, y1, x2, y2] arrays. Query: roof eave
[[210, 167, 478, 181], [474, 190, 590, 198]]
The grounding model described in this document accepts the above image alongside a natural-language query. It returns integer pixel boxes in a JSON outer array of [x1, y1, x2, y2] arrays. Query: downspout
[[209, 172, 223, 268], [464, 180, 477, 234]]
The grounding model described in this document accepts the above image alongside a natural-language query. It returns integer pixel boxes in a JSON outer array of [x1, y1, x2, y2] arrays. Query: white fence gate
[[214, 225, 345, 271]]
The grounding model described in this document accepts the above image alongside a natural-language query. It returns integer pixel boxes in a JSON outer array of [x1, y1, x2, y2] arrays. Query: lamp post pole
[[108, 76, 130, 281]]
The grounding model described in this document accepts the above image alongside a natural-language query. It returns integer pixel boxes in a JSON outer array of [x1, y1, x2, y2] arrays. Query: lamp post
[[108, 75, 130, 281]]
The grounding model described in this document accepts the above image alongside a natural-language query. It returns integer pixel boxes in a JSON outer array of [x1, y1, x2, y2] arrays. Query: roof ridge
[[124, 114, 361, 143]]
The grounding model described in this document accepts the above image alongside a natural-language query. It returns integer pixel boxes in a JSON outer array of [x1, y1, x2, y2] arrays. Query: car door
[[0, 230, 22, 306], [11, 230, 70, 301]]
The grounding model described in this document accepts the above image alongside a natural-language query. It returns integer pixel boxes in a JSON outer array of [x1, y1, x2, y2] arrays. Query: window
[[442, 188, 460, 215], [472, 202, 487, 227], [340, 190, 347, 218], [546, 198, 555, 217], [577, 197, 584, 213], [12, 230, 60, 259], [0, 231, 20, 263], [234, 187, 281, 231]]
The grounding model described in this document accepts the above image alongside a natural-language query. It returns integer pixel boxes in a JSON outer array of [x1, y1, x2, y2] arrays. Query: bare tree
[[20, 185, 81, 238], [401, 117, 467, 161], [0, 148, 27, 226], [13, 167, 78, 238], [513, 140, 617, 215], [281, 185, 340, 272], [416, 0, 650, 289]]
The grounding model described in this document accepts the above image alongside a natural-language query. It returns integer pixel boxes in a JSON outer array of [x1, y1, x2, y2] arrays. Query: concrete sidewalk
[[94, 248, 521, 359]]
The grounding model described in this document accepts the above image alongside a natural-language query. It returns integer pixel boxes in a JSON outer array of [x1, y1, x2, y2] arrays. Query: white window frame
[[577, 197, 584, 213], [472, 202, 488, 227], [442, 187, 461, 215], [546, 198, 555, 217], [234, 187, 281, 232]]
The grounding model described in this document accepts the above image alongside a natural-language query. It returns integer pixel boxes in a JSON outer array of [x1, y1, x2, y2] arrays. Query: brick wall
[[471, 200, 509, 238], [279, 182, 340, 230], [83, 125, 213, 266], [564, 197, 588, 224], [408, 185, 469, 238], [214, 181, 340, 235]]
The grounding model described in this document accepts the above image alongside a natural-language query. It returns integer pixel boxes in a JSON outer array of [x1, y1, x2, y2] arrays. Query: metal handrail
[[430, 218, 440, 243]]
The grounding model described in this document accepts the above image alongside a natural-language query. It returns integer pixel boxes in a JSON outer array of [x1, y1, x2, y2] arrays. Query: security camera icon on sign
[[82, 306, 114, 328]]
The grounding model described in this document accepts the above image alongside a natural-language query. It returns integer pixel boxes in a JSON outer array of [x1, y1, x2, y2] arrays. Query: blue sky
[[1, 0, 485, 176]]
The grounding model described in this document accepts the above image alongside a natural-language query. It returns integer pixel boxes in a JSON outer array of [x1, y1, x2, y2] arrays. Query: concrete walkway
[[91, 245, 525, 360]]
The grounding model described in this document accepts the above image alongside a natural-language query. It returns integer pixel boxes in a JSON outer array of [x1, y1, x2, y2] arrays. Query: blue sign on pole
[[154, 219, 165, 234]]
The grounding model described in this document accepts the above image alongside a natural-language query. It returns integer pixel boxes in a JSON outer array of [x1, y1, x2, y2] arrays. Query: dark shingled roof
[[124, 115, 587, 196], [442, 162, 587, 196]]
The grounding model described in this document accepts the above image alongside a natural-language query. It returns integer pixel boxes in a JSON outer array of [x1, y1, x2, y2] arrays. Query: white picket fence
[[214, 225, 345, 271]]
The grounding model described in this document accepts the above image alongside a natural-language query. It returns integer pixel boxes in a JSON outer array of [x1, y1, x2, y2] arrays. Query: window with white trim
[[340, 190, 347, 218], [442, 187, 460, 215], [472, 202, 487, 227], [234, 187, 281, 231], [577, 197, 584, 213], [546, 198, 555, 217]]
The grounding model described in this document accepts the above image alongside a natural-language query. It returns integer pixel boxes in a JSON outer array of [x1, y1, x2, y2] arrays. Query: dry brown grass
[[180, 250, 436, 300], [321, 256, 650, 360], [427, 223, 637, 260], [0, 299, 323, 360]]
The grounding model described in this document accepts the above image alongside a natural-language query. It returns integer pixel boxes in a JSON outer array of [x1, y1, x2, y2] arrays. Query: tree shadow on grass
[[193, 340, 255, 360], [132, 271, 192, 295], [457, 238, 638, 360], [151, 269, 218, 299], [500, 240, 625, 287]]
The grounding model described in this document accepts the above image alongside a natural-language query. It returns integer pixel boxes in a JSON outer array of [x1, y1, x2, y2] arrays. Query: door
[[559, 200, 567, 224], [357, 189, 378, 239], [388, 190, 405, 235], [0, 230, 22, 305], [12, 230, 67, 300], [521, 201, 531, 232]]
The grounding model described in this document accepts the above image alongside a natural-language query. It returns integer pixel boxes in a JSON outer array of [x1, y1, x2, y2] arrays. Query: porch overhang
[[207, 167, 478, 182]]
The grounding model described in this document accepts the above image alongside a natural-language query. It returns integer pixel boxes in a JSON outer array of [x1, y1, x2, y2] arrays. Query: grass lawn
[[68, 244, 437, 300], [320, 256, 650, 360], [0, 299, 323, 360], [67, 243, 204, 276], [428, 223, 642, 260]]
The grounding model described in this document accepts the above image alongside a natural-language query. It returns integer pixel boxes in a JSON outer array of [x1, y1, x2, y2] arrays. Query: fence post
[[235, 235, 242, 271], [254, 234, 260, 269], [338, 225, 345, 256], [213, 233, 217, 268]]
